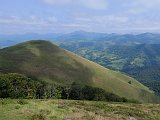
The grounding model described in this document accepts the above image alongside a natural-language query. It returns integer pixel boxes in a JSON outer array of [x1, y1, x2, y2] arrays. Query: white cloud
[[73, 15, 130, 32], [75, 17, 92, 22], [0, 15, 58, 26], [75, 15, 129, 25], [74, 15, 160, 33], [78, 0, 108, 10], [0, 15, 90, 34], [47, 16, 58, 22], [42, 0, 108, 10], [1, 13, 160, 34], [62, 23, 89, 28], [94, 15, 128, 23], [42, 0, 71, 5], [133, 0, 160, 8], [124, 0, 160, 14]]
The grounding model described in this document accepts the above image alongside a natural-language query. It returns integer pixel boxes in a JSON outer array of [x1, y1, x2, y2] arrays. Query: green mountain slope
[[0, 40, 159, 103], [61, 42, 160, 96]]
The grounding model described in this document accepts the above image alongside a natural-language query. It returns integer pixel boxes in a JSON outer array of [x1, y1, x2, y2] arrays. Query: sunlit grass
[[0, 99, 160, 120]]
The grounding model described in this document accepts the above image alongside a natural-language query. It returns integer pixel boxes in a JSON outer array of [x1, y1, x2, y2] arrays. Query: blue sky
[[0, 0, 160, 34]]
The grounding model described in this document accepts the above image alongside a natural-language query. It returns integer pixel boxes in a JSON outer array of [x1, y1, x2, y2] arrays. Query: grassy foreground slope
[[0, 40, 158, 102], [0, 99, 160, 120]]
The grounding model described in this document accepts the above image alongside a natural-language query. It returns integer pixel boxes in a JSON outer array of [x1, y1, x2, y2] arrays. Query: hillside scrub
[[0, 99, 160, 120], [0, 73, 138, 103]]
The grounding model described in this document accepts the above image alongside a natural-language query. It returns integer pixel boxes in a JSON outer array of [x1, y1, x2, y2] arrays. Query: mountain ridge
[[0, 40, 159, 103], [1, 31, 160, 48]]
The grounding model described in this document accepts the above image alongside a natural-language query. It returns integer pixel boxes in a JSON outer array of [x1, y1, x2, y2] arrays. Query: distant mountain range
[[1, 31, 160, 48]]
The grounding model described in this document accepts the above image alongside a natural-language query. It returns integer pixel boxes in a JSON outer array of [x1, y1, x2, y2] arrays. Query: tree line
[[0, 73, 139, 103]]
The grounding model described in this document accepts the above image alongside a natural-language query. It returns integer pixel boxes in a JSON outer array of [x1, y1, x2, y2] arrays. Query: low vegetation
[[0, 99, 160, 120], [0, 73, 137, 103]]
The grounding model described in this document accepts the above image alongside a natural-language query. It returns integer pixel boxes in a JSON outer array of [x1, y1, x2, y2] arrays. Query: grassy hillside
[[61, 42, 160, 96], [0, 40, 159, 103], [1, 99, 160, 120]]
